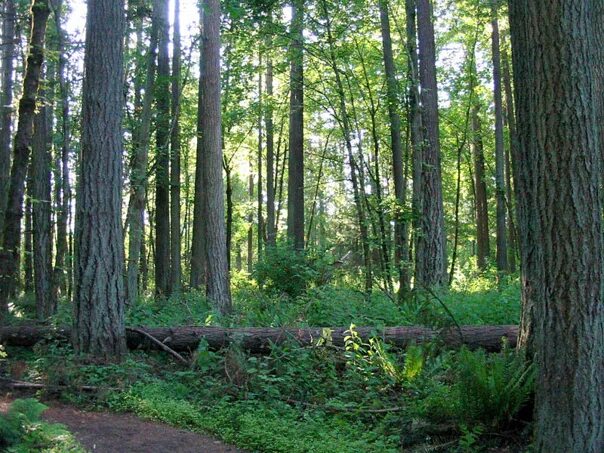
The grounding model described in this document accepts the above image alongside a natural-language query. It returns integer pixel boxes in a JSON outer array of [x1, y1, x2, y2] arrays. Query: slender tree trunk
[[379, 0, 409, 295], [190, 3, 206, 289], [170, 0, 182, 294], [472, 103, 490, 271], [509, 1, 604, 450], [265, 45, 276, 248], [51, 0, 70, 299], [415, 0, 447, 287], [257, 53, 264, 260], [73, 0, 127, 357], [0, 0, 50, 320], [201, 0, 232, 314], [247, 169, 254, 273], [491, 0, 508, 276], [501, 45, 517, 273], [154, 0, 170, 297], [126, 6, 158, 305], [31, 105, 54, 319], [225, 162, 233, 270], [287, 0, 305, 251], [405, 0, 424, 289], [320, 0, 372, 292], [0, 0, 16, 237], [23, 190, 33, 294]]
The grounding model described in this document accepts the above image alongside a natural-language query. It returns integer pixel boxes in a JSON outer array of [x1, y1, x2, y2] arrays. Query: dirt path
[[1, 395, 246, 453]]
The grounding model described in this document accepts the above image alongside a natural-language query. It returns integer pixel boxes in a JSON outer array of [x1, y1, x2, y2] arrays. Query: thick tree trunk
[[126, 6, 159, 305], [472, 103, 490, 271], [287, 0, 305, 251], [0, 0, 16, 237], [201, 0, 232, 314], [415, 0, 446, 287], [73, 0, 127, 357], [0, 0, 50, 320], [170, 0, 182, 294], [0, 324, 518, 353], [154, 0, 171, 298], [491, 1, 508, 276], [509, 1, 604, 450], [31, 106, 55, 319], [379, 0, 409, 296]]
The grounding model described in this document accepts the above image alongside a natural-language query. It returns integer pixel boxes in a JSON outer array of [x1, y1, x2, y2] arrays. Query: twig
[[283, 398, 404, 414], [126, 327, 189, 365], [419, 286, 464, 342]]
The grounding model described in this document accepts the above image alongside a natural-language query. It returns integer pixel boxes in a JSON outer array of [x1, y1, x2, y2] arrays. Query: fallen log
[[0, 325, 517, 353]]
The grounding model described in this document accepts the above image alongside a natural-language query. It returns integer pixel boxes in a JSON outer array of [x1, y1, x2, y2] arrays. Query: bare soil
[[1, 394, 246, 453]]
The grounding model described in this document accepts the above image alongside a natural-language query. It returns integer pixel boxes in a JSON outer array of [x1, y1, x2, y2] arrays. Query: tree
[[0, 0, 16, 236], [415, 0, 447, 287], [31, 102, 55, 319], [287, 0, 305, 251], [490, 0, 507, 275], [154, 0, 170, 297], [201, 0, 232, 314], [73, 0, 127, 357], [472, 103, 490, 271], [0, 0, 50, 320], [170, 0, 182, 294], [509, 0, 604, 450], [379, 0, 409, 295]]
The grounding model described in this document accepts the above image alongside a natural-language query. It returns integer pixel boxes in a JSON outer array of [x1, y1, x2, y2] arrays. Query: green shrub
[[255, 243, 334, 298], [0, 398, 84, 452]]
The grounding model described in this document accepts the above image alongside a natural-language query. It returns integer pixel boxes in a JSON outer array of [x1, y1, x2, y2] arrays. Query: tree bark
[[509, 1, 604, 450], [126, 4, 159, 305], [73, 0, 127, 357], [154, 0, 170, 298], [472, 103, 490, 271], [490, 1, 508, 276], [265, 43, 276, 248], [379, 0, 409, 296], [0, 324, 518, 354], [50, 0, 71, 299], [0, 0, 16, 237], [170, 0, 182, 294], [0, 0, 50, 320], [201, 0, 232, 314], [31, 105, 55, 319], [190, 3, 206, 289], [415, 0, 446, 287], [287, 0, 305, 251]]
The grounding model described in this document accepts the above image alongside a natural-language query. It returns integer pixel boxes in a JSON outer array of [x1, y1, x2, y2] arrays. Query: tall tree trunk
[[320, 0, 372, 292], [247, 169, 254, 273], [51, 0, 70, 299], [415, 0, 447, 287], [265, 44, 276, 248], [31, 105, 54, 319], [23, 189, 33, 294], [257, 53, 264, 260], [73, 0, 127, 357], [154, 0, 170, 297], [0, 0, 16, 237], [491, 0, 508, 276], [0, 0, 50, 320], [501, 45, 517, 273], [509, 1, 604, 450], [126, 4, 159, 305], [379, 0, 409, 295], [287, 0, 305, 251], [190, 3, 206, 289], [472, 103, 490, 271], [170, 0, 182, 294], [201, 0, 232, 314]]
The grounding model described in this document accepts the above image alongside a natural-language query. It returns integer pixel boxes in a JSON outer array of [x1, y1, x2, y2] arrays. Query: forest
[[0, 0, 602, 451]]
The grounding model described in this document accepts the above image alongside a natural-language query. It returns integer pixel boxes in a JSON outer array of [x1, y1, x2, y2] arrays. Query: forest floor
[[0, 394, 245, 453]]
